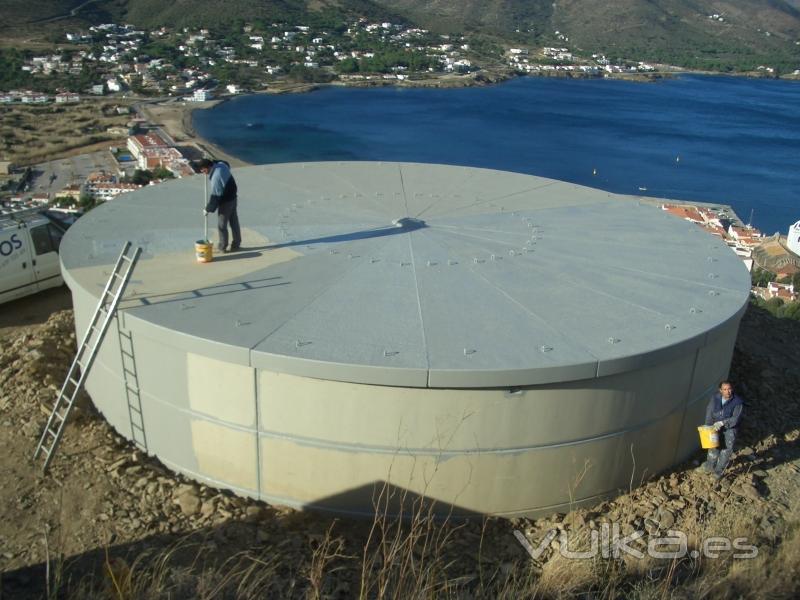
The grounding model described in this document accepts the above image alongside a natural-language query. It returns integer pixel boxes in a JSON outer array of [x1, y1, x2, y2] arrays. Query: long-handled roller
[[203, 174, 208, 242], [195, 171, 213, 263]]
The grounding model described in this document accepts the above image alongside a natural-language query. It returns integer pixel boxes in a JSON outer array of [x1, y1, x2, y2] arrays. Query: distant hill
[[117, 0, 403, 29], [371, 0, 800, 70], [546, 0, 800, 70], [0, 0, 116, 27], [0, 0, 403, 29], [1, 0, 798, 72]]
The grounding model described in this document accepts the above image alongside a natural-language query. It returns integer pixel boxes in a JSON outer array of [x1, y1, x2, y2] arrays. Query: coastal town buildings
[[753, 281, 798, 303], [127, 132, 169, 160], [662, 204, 704, 224], [86, 181, 141, 202], [729, 224, 764, 247], [84, 172, 143, 202], [54, 92, 80, 103], [662, 202, 751, 269], [661, 202, 799, 303], [57, 184, 83, 201], [122, 131, 193, 177], [3, 14, 701, 107], [191, 89, 213, 102]]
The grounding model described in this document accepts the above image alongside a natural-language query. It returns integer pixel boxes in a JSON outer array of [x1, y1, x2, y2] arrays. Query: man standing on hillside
[[700, 381, 744, 480], [197, 158, 241, 253]]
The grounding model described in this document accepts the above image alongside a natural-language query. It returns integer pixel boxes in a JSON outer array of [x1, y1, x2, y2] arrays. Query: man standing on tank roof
[[198, 158, 241, 253], [700, 381, 744, 480]]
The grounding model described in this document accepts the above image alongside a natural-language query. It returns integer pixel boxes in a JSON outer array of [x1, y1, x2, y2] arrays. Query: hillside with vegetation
[[118, 0, 404, 29], [0, 0, 403, 32], [0, 0, 799, 73], [372, 0, 800, 72], [548, 0, 800, 72]]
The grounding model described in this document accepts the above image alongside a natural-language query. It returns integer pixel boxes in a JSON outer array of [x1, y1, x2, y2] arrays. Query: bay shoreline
[[147, 69, 673, 167], [145, 70, 778, 228], [154, 67, 795, 170]]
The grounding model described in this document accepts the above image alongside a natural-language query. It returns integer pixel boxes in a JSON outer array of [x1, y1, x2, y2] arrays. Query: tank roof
[[60, 162, 751, 388]]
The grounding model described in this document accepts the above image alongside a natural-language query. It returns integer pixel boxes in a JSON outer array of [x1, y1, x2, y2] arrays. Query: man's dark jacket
[[704, 393, 744, 431], [205, 161, 237, 213]]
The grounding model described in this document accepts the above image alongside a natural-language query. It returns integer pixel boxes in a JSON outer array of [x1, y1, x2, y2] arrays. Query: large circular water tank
[[60, 162, 750, 517]]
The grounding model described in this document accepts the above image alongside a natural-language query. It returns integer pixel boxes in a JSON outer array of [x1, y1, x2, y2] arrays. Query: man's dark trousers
[[704, 428, 736, 476], [217, 199, 241, 251]]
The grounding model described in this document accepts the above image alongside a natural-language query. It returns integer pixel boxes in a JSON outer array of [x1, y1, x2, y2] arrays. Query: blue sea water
[[193, 75, 800, 235]]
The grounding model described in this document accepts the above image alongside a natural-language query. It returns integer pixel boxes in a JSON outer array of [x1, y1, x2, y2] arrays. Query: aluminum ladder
[[34, 241, 142, 471]]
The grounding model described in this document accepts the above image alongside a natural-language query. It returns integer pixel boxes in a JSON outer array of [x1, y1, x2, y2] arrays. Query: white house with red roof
[[728, 224, 763, 248], [127, 132, 169, 162], [661, 204, 704, 224]]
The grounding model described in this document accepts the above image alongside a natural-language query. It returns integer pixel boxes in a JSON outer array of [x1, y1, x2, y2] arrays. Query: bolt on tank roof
[[60, 162, 751, 388]]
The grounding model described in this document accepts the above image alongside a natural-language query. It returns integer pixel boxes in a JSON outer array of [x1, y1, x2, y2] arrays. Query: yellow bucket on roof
[[195, 240, 213, 263]]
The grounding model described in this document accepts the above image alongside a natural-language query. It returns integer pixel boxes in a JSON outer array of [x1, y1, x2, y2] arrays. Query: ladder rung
[[36, 241, 140, 472]]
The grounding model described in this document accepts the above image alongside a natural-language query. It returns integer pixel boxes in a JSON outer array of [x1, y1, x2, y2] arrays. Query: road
[[27, 150, 119, 200]]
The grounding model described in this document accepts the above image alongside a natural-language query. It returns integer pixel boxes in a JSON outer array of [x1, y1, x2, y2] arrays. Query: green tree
[[124, 169, 153, 185], [152, 166, 175, 180], [78, 193, 97, 211], [52, 196, 77, 208], [335, 58, 359, 74], [751, 268, 776, 287]]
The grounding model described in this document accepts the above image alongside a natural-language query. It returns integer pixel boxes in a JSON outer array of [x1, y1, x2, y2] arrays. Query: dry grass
[[0, 101, 132, 166], [29, 483, 794, 600], [18, 416, 800, 600]]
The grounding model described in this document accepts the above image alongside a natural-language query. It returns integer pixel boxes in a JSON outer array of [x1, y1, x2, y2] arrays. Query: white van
[[0, 207, 75, 305]]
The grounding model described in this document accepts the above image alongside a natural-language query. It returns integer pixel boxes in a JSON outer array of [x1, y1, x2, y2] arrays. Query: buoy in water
[[592, 167, 597, 176]]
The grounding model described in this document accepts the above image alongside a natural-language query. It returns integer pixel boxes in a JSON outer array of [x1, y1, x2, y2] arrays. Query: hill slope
[[1, 0, 798, 71], [549, 0, 800, 69], [373, 0, 800, 69], [0, 0, 403, 29]]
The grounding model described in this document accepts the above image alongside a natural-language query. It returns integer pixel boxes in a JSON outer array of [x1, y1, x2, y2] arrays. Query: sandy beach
[[138, 99, 252, 167]]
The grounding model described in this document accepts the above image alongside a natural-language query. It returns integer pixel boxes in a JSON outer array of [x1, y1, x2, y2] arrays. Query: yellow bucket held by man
[[697, 425, 719, 449]]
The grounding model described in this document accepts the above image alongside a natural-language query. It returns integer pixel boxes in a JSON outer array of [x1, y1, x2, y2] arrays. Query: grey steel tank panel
[[60, 162, 750, 517]]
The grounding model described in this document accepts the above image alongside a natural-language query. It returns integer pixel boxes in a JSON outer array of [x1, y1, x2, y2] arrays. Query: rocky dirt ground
[[0, 296, 798, 599]]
